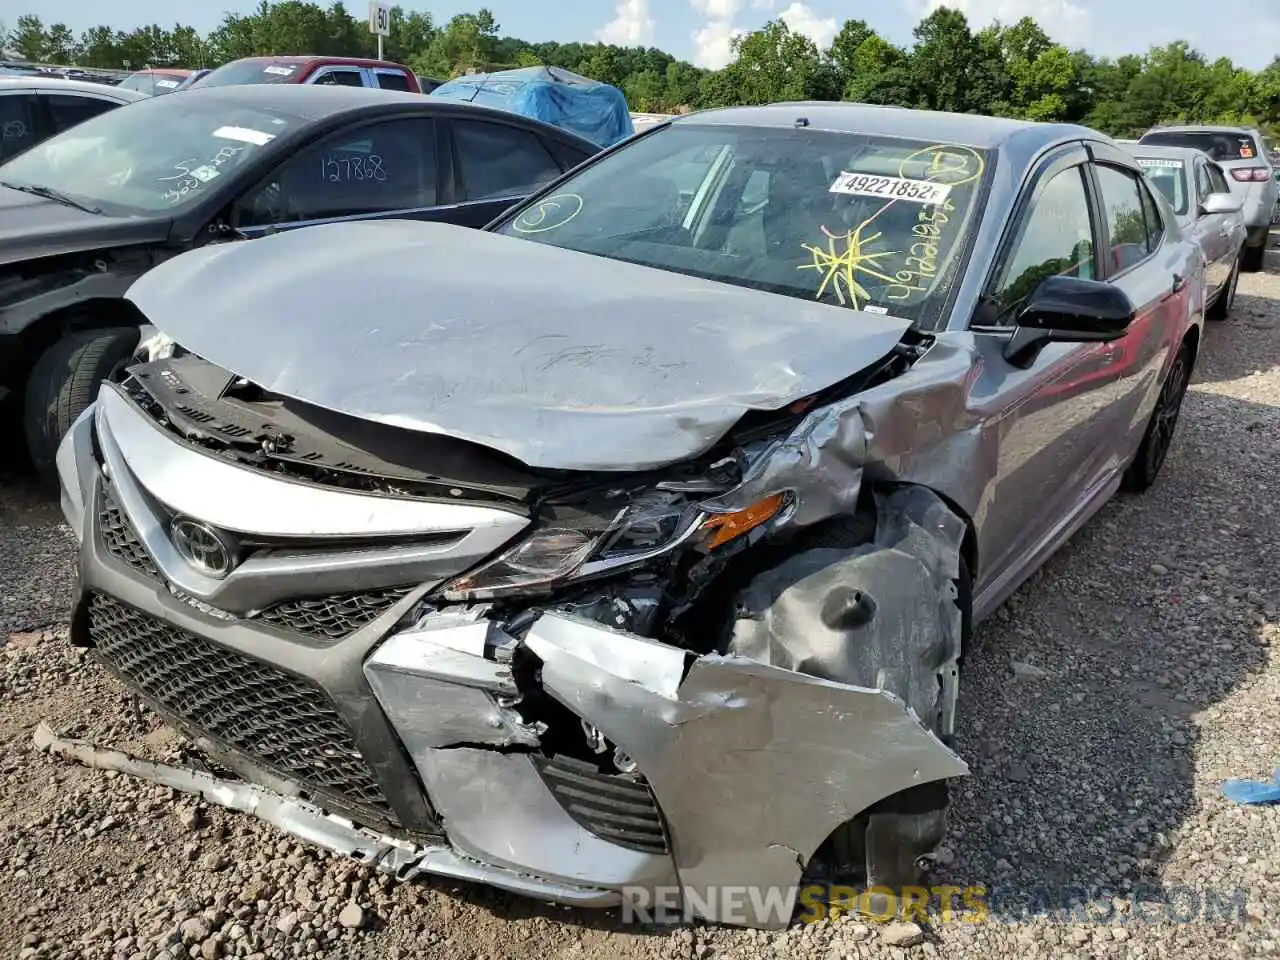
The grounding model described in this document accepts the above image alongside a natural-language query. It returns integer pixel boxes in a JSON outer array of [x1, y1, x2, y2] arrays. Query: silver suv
[[1139, 124, 1277, 271]]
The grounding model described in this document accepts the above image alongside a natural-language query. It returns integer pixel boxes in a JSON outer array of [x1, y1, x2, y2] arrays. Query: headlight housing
[[440, 489, 787, 602]]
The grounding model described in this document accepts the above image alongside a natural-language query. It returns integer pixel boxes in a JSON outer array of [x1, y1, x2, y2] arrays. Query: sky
[[11, 0, 1280, 71]]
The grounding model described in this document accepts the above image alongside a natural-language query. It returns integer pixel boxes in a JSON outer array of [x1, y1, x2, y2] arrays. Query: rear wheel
[[1206, 253, 1239, 321], [23, 327, 139, 486], [1121, 342, 1191, 493], [1240, 242, 1265, 273]]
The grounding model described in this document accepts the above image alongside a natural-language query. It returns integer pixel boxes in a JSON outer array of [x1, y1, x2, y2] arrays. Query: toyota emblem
[[169, 518, 235, 578]]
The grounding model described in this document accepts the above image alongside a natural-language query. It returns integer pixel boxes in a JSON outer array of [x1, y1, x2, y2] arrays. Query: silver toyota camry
[[54, 103, 1203, 928]]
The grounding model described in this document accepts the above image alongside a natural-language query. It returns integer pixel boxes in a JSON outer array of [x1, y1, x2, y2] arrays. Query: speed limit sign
[[368, 1, 390, 36]]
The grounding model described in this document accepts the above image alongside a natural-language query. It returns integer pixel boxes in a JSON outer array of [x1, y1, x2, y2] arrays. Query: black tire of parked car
[[1206, 252, 1241, 322], [1240, 242, 1266, 273], [1120, 340, 1192, 493], [23, 327, 140, 487]]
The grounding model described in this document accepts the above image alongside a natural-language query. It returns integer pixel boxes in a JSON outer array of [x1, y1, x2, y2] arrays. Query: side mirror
[[1200, 193, 1243, 216], [1003, 275, 1135, 366]]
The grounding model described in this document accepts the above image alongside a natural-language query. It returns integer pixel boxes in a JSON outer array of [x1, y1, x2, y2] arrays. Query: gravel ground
[[1, 260, 1278, 960]]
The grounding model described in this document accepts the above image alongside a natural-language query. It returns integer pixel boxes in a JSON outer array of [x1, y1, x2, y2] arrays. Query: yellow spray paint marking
[[798, 223, 901, 309]]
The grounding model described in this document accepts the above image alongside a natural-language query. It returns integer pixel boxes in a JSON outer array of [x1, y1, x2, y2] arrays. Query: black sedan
[[0, 84, 600, 481]]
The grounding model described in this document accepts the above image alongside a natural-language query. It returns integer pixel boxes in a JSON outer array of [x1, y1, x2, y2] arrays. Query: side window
[[376, 72, 412, 92], [545, 138, 594, 172], [1137, 178, 1165, 251], [237, 119, 437, 227], [1093, 164, 1153, 273], [1207, 164, 1231, 194], [44, 94, 118, 135], [453, 120, 562, 200], [0, 93, 40, 161], [312, 69, 364, 87], [1195, 163, 1213, 203], [987, 166, 1095, 323]]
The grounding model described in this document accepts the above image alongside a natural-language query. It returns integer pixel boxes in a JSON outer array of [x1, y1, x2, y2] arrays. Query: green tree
[[43, 23, 79, 63], [10, 14, 47, 60], [908, 8, 981, 113], [715, 19, 829, 105]]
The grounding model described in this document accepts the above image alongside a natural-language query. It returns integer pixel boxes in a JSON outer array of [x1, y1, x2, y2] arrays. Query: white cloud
[[690, 0, 744, 68], [913, 0, 1092, 45], [692, 18, 745, 68], [598, 0, 656, 45], [777, 2, 839, 48]]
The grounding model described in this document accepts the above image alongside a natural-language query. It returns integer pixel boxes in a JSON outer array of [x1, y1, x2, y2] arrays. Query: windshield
[[1140, 131, 1263, 163], [0, 95, 296, 217], [198, 60, 305, 87], [1134, 157, 1189, 216], [117, 72, 184, 95], [491, 125, 994, 330]]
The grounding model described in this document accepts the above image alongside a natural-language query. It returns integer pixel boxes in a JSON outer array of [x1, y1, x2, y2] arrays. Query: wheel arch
[[11, 297, 148, 392]]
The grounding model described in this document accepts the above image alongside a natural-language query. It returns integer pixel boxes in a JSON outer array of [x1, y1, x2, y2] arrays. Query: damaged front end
[[54, 350, 969, 929]]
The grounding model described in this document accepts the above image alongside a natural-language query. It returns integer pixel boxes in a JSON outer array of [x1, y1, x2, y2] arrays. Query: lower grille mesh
[[534, 755, 669, 855], [86, 592, 398, 826]]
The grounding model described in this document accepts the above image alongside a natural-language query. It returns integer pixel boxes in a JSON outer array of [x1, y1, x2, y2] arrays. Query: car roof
[[226, 55, 410, 69], [1126, 143, 1213, 165], [165, 84, 601, 147], [0, 76, 148, 100], [672, 102, 1105, 168], [1144, 124, 1261, 135], [130, 68, 192, 77]]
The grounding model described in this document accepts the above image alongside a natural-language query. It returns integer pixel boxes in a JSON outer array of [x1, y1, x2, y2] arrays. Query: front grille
[[255, 587, 413, 642], [86, 592, 398, 826], [534, 755, 669, 855], [99, 487, 159, 579]]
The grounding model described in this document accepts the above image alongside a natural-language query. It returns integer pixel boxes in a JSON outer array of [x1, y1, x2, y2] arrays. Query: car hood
[[124, 220, 914, 472], [0, 185, 169, 265]]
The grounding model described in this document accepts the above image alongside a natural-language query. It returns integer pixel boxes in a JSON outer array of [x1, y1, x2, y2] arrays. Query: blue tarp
[[430, 66, 633, 148]]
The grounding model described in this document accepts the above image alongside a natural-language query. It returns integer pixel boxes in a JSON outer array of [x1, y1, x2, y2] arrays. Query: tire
[[23, 327, 140, 486], [1240, 242, 1265, 273], [1121, 342, 1191, 494], [828, 553, 972, 888], [1206, 253, 1239, 321]]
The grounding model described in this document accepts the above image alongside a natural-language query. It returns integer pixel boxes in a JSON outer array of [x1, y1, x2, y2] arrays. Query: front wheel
[[1121, 342, 1191, 493], [23, 327, 140, 486]]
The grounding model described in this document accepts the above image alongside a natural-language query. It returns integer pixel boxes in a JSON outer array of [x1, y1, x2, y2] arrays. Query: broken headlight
[[441, 489, 788, 602]]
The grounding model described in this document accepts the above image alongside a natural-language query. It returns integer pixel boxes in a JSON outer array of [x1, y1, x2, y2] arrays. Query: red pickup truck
[[191, 56, 421, 92]]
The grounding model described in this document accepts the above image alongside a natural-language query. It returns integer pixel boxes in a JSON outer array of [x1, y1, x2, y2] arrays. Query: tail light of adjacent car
[[1230, 167, 1271, 182]]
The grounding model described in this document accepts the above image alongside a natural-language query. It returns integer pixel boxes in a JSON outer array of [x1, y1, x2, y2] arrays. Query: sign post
[[368, 1, 390, 61]]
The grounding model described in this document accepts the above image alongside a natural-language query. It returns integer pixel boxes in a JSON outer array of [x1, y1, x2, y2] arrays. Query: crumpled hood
[[124, 220, 913, 471]]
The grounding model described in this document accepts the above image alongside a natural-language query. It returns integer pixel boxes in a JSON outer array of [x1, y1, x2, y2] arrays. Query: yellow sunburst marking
[[798, 220, 901, 309]]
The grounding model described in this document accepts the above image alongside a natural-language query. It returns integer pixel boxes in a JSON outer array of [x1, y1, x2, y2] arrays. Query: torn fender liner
[[32, 723, 618, 908], [728, 486, 966, 737], [524, 618, 968, 928]]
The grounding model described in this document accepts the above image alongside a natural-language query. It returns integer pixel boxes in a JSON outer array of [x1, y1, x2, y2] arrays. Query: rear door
[[440, 117, 569, 227], [1084, 143, 1188, 468]]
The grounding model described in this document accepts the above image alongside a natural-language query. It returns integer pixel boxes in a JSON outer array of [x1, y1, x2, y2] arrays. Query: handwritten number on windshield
[[159, 145, 245, 206]]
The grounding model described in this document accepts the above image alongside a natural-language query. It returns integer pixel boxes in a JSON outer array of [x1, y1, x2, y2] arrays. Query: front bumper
[[56, 388, 967, 928]]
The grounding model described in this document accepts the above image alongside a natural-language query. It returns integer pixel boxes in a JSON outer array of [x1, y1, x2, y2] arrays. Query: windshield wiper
[[0, 180, 103, 215]]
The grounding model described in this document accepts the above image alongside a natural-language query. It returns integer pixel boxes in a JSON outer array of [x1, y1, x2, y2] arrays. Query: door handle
[[1172, 273, 1188, 293]]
